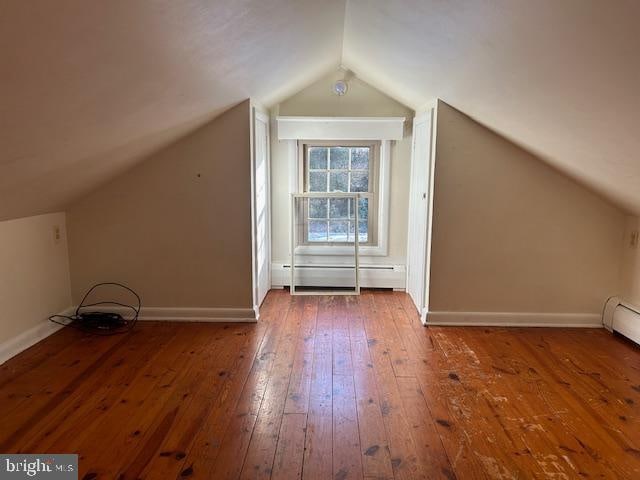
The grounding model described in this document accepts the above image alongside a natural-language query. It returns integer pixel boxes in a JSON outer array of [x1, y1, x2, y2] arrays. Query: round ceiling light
[[332, 79, 348, 96]]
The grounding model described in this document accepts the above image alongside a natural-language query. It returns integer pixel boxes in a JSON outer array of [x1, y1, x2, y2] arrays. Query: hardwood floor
[[1, 289, 640, 479]]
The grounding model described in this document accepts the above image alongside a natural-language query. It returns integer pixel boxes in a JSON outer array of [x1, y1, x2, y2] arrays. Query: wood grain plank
[[0, 331, 132, 451], [118, 325, 254, 480], [390, 292, 488, 479], [396, 376, 454, 480], [302, 296, 334, 480], [79, 324, 242, 479], [346, 295, 394, 480], [284, 296, 318, 414], [237, 296, 304, 479], [174, 289, 289, 479], [333, 296, 353, 377], [333, 373, 363, 480], [271, 413, 307, 480], [360, 292, 426, 480], [18, 322, 176, 454], [459, 327, 617, 478]]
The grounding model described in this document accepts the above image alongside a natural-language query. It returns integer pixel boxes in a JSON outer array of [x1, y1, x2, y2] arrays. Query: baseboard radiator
[[604, 297, 640, 345], [271, 263, 406, 290]]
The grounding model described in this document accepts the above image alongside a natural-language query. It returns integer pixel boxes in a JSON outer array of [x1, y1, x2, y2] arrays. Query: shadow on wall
[[65, 100, 254, 310], [429, 100, 627, 315]]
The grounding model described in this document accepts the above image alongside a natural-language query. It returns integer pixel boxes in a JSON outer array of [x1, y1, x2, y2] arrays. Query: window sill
[[294, 244, 388, 257]]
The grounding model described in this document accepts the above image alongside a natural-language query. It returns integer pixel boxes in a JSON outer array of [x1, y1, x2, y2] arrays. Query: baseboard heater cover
[[603, 297, 640, 345], [271, 262, 406, 290]]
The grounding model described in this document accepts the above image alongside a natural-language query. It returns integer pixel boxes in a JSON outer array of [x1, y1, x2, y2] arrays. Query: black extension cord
[[49, 282, 141, 336]]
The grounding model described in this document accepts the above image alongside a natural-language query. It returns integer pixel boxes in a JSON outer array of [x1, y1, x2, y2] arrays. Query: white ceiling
[[2, 0, 639, 220], [344, 0, 640, 213], [0, 0, 345, 220]]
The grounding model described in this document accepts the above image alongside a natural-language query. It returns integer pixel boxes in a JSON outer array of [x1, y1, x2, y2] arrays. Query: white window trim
[[300, 140, 378, 246], [288, 139, 391, 257], [277, 116, 405, 141]]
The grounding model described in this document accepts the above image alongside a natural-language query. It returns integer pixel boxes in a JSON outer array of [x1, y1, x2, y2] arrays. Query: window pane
[[329, 172, 348, 192], [329, 198, 349, 219], [309, 171, 327, 192], [329, 221, 349, 242], [308, 221, 328, 242], [349, 197, 368, 220], [359, 219, 368, 235], [329, 147, 348, 169], [349, 221, 368, 242], [350, 172, 369, 192], [359, 220, 368, 242], [351, 148, 369, 170], [309, 148, 327, 169], [309, 198, 327, 219]]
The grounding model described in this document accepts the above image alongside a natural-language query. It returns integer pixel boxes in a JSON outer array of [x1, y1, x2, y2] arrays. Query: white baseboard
[[272, 262, 406, 290], [138, 306, 257, 322], [0, 307, 74, 365], [81, 305, 258, 323], [425, 311, 603, 328]]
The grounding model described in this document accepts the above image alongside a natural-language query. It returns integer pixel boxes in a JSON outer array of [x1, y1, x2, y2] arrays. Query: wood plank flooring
[[1, 289, 640, 479]]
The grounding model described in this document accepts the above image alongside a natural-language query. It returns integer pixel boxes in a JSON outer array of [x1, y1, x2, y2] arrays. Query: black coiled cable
[[49, 282, 141, 336]]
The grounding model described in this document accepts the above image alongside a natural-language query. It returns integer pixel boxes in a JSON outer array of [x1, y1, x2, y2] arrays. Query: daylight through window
[[302, 141, 378, 245]]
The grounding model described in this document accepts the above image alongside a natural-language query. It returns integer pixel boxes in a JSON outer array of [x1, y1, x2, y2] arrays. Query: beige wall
[[0, 212, 71, 344], [278, 71, 413, 118], [619, 216, 640, 306], [67, 101, 253, 308], [429, 101, 626, 314], [271, 71, 414, 266]]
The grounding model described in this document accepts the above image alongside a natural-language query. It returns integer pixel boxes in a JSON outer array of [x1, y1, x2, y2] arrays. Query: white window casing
[[279, 116, 403, 258], [299, 141, 378, 246], [286, 139, 391, 257]]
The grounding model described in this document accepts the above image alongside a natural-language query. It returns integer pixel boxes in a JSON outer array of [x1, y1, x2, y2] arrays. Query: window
[[300, 141, 379, 245]]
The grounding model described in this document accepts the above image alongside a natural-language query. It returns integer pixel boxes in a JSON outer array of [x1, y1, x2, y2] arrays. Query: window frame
[[291, 139, 391, 257], [299, 140, 379, 247]]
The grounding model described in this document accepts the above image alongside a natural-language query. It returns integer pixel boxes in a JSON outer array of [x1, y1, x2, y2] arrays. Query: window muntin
[[302, 142, 378, 245]]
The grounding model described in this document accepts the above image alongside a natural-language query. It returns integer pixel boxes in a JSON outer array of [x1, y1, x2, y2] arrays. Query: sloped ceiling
[[2, 0, 639, 220], [0, 0, 345, 220], [343, 0, 640, 213]]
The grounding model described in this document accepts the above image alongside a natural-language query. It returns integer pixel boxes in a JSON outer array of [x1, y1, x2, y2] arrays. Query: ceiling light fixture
[[332, 79, 349, 96]]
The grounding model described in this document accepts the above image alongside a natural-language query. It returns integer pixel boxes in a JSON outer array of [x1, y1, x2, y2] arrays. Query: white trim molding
[[272, 262, 405, 290], [0, 307, 73, 365], [425, 311, 602, 328], [136, 307, 257, 322], [277, 116, 405, 141], [405, 108, 435, 324], [418, 98, 439, 112], [251, 104, 272, 316], [81, 305, 258, 323]]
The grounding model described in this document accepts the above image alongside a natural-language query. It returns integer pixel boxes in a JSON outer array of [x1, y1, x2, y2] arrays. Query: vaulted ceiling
[[0, 0, 345, 220], [344, 0, 640, 214], [2, 0, 639, 220]]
